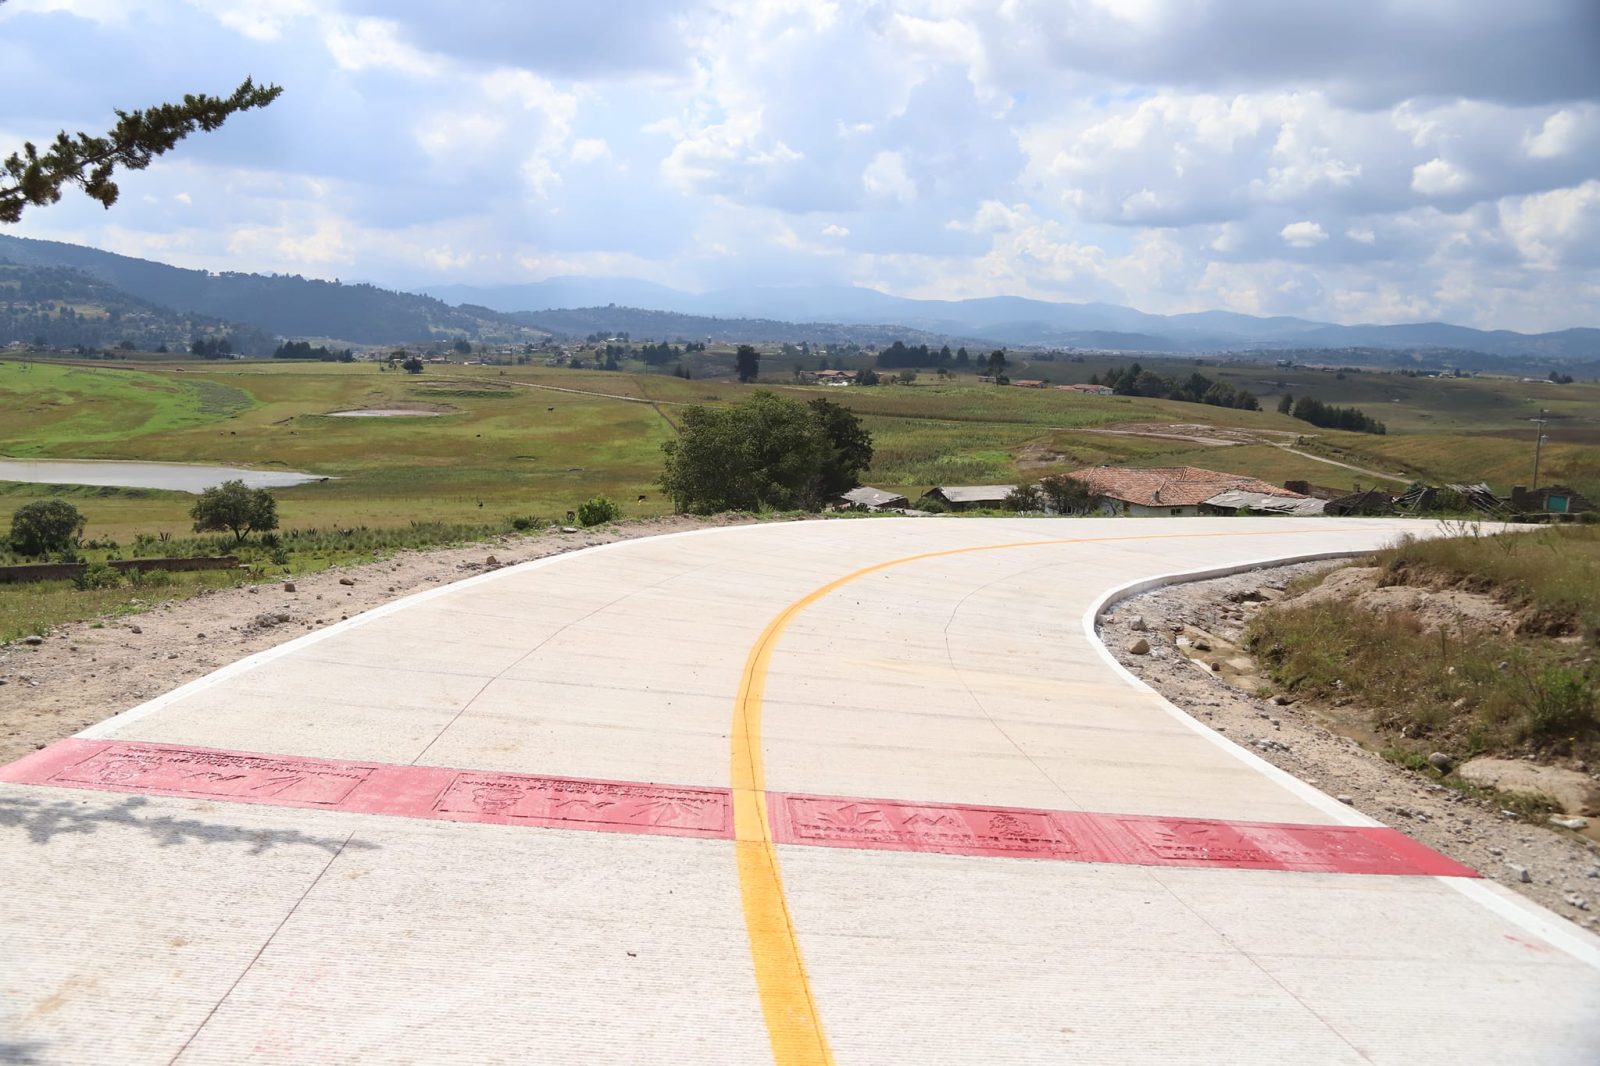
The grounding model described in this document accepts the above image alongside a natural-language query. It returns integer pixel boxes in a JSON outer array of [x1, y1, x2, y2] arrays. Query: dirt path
[[0, 515, 763, 767], [1099, 562, 1600, 929], [1270, 443, 1408, 482]]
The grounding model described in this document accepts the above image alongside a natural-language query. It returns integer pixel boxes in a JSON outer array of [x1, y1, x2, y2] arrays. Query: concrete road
[[3, 517, 1597, 1065]]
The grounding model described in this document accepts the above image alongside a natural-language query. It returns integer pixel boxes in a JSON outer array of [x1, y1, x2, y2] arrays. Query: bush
[[507, 514, 541, 532], [190, 480, 279, 544], [125, 567, 175, 589], [74, 562, 122, 590], [8, 499, 86, 557], [576, 496, 621, 526]]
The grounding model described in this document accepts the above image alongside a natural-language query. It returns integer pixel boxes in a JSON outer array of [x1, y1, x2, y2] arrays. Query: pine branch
[[0, 78, 283, 223]]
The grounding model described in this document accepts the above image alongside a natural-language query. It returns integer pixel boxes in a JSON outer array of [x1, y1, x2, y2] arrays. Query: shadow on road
[[0, 793, 378, 856]]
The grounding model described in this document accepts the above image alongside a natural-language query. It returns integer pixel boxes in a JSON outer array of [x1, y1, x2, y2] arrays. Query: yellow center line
[[731, 525, 1353, 1064]]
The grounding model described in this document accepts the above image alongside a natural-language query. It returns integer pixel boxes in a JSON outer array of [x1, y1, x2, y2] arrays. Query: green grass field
[[3, 356, 1597, 550]]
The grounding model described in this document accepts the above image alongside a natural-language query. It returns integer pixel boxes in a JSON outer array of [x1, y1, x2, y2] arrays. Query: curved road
[[3, 517, 1597, 1064]]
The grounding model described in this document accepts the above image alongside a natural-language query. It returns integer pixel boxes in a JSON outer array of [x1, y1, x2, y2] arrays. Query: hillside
[[0, 262, 274, 354], [510, 306, 990, 349], [0, 235, 545, 346], [424, 277, 1600, 360]]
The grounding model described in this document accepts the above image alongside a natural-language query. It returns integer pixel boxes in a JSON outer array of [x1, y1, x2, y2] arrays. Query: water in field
[[327, 408, 444, 417], [0, 459, 329, 494]]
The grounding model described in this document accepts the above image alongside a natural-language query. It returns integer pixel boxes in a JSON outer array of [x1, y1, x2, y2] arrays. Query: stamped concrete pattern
[[2, 516, 1597, 1065]]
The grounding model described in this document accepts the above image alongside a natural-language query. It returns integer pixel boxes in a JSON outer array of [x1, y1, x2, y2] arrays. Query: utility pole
[[1531, 409, 1549, 490]]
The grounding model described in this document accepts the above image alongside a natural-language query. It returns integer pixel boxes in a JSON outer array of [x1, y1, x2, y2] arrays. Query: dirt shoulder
[[0, 514, 764, 766], [1099, 560, 1600, 931]]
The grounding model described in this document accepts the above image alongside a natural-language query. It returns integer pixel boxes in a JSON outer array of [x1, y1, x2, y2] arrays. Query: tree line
[[1279, 394, 1387, 434], [1092, 362, 1260, 410]]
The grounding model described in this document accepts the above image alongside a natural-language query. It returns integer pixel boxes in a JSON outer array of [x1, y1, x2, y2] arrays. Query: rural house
[[1065, 466, 1310, 517], [1058, 383, 1113, 396], [921, 485, 1017, 511], [1509, 484, 1596, 517]]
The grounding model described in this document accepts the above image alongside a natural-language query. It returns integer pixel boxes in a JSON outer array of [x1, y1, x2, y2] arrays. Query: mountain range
[[426, 278, 1600, 360], [1, 234, 1595, 362]]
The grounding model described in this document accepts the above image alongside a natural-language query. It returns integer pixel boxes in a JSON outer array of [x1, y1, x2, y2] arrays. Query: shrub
[[8, 499, 86, 557], [125, 567, 175, 589], [576, 496, 621, 526], [508, 514, 541, 532], [74, 562, 122, 590]]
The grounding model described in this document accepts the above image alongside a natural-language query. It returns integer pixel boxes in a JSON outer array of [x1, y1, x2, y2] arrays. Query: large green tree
[[0, 29, 281, 225], [8, 498, 85, 556], [659, 391, 872, 514], [190, 480, 278, 544]]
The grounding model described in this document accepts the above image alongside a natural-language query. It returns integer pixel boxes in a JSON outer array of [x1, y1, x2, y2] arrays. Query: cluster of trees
[[1283, 395, 1387, 434], [1092, 363, 1260, 410], [875, 341, 974, 370], [189, 335, 234, 359], [633, 341, 684, 366], [659, 393, 872, 513], [273, 340, 353, 362], [1003, 474, 1093, 515], [6, 480, 278, 562]]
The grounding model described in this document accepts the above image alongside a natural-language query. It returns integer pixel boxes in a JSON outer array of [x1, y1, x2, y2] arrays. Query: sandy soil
[[1100, 561, 1600, 929], [0, 515, 760, 767]]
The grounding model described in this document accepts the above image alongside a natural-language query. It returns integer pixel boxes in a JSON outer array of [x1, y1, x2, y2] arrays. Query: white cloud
[[1411, 157, 1469, 195], [1525, 109, 1577, 159], [323, 16, 443, 74], [862, 150, 917, 203], [1499, 180, 1600, 271], [2, 0, 1598, 330], [1280, 220, 1328, 247]]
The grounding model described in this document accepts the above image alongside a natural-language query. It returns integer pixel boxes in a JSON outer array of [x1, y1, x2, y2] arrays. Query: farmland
[[2, 354, 1597, 551]]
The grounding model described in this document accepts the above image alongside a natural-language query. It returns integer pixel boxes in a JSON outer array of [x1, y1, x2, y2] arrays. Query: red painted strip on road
[[1, 740, 1478, 876], [767, 791, 1481, 878], [0, 739, 733, 840]]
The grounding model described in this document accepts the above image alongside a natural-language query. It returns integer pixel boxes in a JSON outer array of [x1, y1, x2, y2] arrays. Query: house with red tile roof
[[1064, 465, 1310, 517]]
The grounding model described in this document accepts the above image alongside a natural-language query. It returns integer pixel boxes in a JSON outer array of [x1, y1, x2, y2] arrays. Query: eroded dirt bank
[[1099, 560, 1600, 929]]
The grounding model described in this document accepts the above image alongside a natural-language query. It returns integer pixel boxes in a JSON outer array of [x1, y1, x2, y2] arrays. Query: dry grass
[[1247, 525, 1600, 757]]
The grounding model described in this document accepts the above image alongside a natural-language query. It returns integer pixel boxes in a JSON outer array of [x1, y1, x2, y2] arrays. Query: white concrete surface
[[3, 517, 1597, 1064]]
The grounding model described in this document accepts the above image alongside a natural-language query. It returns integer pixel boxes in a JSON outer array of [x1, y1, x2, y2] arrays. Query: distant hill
[[509, 306, 992, 349], [0, 261, 275, 354], [0, 235, 544, 346], [1, 235, 1593, 359], [426, 278, 1600, 361]]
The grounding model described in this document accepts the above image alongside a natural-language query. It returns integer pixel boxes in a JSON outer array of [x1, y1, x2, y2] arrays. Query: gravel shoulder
[[1099, 560, 1600, 930]]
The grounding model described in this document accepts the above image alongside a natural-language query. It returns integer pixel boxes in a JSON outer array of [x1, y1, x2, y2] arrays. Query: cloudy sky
[[2, 0, 1598, 331]]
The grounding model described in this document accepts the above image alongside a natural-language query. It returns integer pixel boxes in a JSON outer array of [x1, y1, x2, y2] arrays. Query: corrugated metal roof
[[1204, 490, 1327, 516], [841, 486, 909, 508], [931, 485, 1018, 503]]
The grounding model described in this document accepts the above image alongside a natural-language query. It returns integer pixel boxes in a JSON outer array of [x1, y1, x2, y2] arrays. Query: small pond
[[0, 459, 330, 494], [327, 409, 445, 418]]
